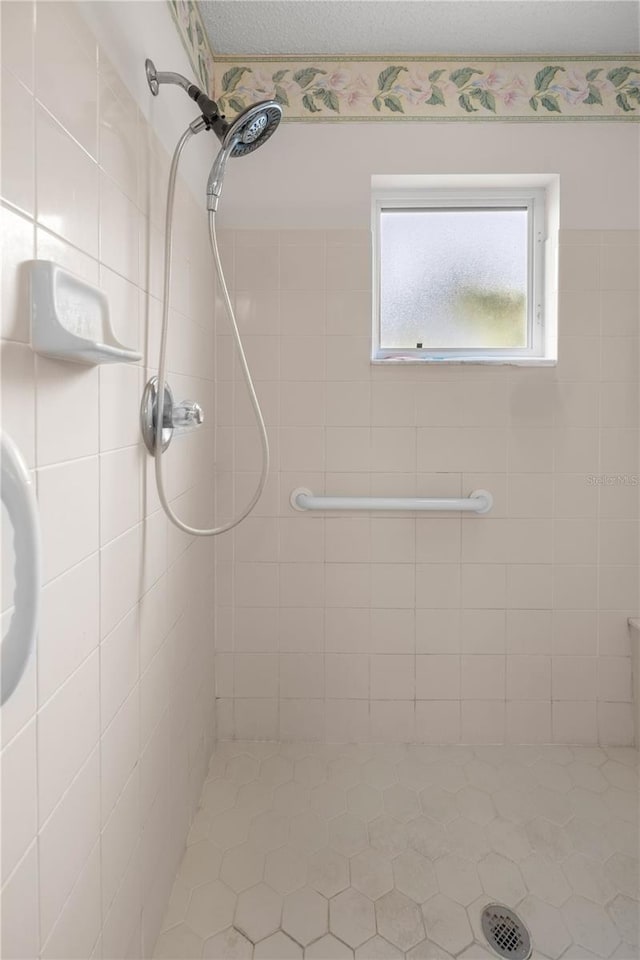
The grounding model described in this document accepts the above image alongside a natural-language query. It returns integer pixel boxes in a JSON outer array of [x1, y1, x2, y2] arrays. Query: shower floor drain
[[481, 904, 532, 960]]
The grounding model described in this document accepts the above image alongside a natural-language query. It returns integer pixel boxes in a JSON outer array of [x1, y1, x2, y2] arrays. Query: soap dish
[[30, 260, 142, 365]]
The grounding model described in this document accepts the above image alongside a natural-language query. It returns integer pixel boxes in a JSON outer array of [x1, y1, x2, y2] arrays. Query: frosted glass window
[[379, 208, 529, 350]]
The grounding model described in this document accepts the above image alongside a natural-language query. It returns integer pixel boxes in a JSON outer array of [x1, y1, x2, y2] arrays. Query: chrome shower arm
[[146, 59, 190, 95], [145, 58, 223, 127], [154, 70, 192, 92]]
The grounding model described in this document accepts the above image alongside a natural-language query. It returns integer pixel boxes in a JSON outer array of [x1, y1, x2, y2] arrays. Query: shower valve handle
[[172, 399, 204, 428]]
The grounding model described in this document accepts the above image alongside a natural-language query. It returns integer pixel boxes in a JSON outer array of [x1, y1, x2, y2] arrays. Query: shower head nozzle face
[[223, 100, 282, 157], [206, 99, 282, 212], [242, 112, 269, 144]]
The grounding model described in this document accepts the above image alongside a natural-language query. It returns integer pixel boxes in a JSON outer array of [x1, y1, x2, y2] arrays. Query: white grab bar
[[290, 488, 493, 514]]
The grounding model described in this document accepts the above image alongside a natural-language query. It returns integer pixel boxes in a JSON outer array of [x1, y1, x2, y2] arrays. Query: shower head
[[145, 58, 281, 153], [144, 60, 282, 212], [220, 100, 282, 157], [207, 100, 282, 212]]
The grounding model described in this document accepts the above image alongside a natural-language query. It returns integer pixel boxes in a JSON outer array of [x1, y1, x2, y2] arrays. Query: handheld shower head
[[145, 59, 282, 155], [220, 100, 282, 157], [207, 100, 282, 211], [144, 60, 282, 211]]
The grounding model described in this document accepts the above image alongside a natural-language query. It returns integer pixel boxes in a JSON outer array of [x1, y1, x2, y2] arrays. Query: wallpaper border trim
[[167, 4, 640, 122]]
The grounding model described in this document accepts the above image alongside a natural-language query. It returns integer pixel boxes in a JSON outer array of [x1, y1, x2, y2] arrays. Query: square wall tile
[[1, 0, 35, 91], [597, 702, 634, 745], [370, 701, 415, 742], [235, 699, 279, 740], [416, 655, 460, 700], [1, 67, 35, 214], [506, 701, 551, 744], [416, 609, 460, 655], [507, 656, 551, 700], [415, 701, 460, 744], [1, 719, 37, 885], [372, 609, 414, 654], [36, 105, 98, 256], [35, 0, 98, 156], [370, 655, 414, 700], [37, 457, 99, 584], [39, 750, 100, 944], [552, 656, 597, 701], [461, 655, 505, 700], [235, 654, 278, 699], [325, 700, 370, 741], [326, 654, 369, 700], [280, 699, 324, 741], [280, 654, 324, 699], [461, 701, 505, 744], [552, 701, 598, 743]]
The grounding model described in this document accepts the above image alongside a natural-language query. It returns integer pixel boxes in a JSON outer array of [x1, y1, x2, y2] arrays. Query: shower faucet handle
[[172, 399, 204, 428]]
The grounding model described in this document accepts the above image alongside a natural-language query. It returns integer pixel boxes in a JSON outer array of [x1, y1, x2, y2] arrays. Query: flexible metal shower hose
[[153, 125, 270, 536]]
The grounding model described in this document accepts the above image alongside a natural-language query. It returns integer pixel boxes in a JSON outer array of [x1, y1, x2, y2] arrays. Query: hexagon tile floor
[[153, 743, 639, 960]]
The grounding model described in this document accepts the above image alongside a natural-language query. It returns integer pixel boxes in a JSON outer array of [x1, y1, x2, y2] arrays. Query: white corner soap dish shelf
[[30, 260, 142, 365]]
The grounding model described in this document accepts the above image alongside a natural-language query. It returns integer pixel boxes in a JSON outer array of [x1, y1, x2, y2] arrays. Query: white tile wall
[[1, 3, 216, 957], [214, 228, 639, 748]]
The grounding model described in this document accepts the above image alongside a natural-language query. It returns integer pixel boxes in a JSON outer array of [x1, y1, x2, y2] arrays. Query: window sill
[[371, 357, 557, 367]]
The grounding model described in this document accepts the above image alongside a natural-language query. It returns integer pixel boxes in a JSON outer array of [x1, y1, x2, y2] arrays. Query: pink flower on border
[[594, 77, 616, 97], [319, 69, 351, 92], [472, 69, 510, 91], [394, 67, 433, 105], [501, 87, 524, 106], [471, 70, 526, 106], [551, 69, 590, 105], [345, 87, 369, 108], [237, 70, 276, 103]]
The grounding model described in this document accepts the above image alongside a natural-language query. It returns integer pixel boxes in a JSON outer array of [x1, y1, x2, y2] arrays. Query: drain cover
[[481, 904, 532, 960]]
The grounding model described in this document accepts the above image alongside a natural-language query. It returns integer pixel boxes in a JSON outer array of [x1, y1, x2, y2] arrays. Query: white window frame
[[372, 183, 549, 364]]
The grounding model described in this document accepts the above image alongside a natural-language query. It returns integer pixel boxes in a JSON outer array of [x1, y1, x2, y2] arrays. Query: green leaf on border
[[377, 66, 407, 92], [319, 89, 340, 112], [222, 66, 250, 92], [540, 94, 561, 113], [608, 66, 640, 88], [616, 91, 633, 111], [478, 90, 496, 112], [428, 69, 445, 82], [534, 65, 564, 91], [584, 84, 603, 105], [586, 68, 602, 81], [227, 97, 245, 113], [426, 86, 445, 106], [383, 94, 404, 113], [627, 86, 640, 102], [302, 92, 321, 113], [458, 92, 477, 112], [293, 67, 326, 89], [450, 67, 482, 88], [274, 84, 289, 106], [272, 70, 288, 82], [373, 96, 382, 111], [529, 96, 539, 111]]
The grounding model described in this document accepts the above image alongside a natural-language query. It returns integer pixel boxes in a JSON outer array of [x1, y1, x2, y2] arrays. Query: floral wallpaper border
[[166, 5, 639, 121], [167, 0, 215, 96], [212, 57, 640, 121]]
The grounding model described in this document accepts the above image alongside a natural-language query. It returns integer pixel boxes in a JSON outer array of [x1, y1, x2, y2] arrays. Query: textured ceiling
[[198, 0, 640, 56]]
